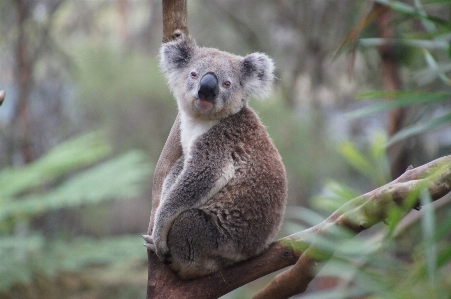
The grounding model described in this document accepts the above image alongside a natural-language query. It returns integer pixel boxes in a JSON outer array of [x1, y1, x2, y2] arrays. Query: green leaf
[[433, 212, 451, 243], [387, 112, 451, 146], [312, 180, 359, 212], [0, 132, 111, 198], [349, 91, 451, 118], [339, 141, 373, 178], [0, 234, 147, 291], [0, 151, 151, 222], [369, 132, 390, 185], [421, 49, 451, 85], [414, 62, 451, 85], [359, 38, 449, 50], [420, 190, 437, 283], [375, 0, 451, 29], [437, 246, 451, 268]]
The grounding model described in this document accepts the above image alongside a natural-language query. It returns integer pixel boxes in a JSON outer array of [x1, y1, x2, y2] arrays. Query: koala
[[143, 36, 287, 280]]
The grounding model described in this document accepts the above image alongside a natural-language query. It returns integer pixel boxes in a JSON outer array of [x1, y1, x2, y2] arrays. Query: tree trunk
[[375, 3, 409, 179], [15, 0, 33, 164], [146, 1, 188, 298]]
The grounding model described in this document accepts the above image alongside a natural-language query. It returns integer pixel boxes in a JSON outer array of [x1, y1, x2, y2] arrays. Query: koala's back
[[167, 105, 287, 275], [202, 106, 286, 248]]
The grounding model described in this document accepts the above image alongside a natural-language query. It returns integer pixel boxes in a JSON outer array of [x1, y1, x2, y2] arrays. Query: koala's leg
[[167, 209, 228, 280]]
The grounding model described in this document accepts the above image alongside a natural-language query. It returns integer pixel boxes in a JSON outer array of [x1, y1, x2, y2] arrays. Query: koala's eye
[[222, 81, 231, 88], [190, 71, 198, 79]]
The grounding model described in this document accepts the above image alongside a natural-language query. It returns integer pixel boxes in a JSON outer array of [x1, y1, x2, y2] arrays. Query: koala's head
[[160, 36, 275, 120]]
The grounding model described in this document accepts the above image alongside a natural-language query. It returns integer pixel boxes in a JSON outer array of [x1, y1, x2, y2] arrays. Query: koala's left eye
[[190, 71, 198, 79], [222, 81, 231, 88]]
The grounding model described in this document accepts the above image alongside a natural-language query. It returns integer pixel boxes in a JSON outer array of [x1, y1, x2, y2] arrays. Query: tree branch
[[147, 114, 181, 235], [253, 155, 451, 299]]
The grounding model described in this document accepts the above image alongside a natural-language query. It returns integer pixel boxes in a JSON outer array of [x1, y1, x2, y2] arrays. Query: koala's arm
[[147, 114, 182, 235], [152, 151, 234, 259]]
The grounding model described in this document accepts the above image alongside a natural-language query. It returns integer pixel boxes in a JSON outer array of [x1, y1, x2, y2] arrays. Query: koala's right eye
[[190, 71, 198, 79]]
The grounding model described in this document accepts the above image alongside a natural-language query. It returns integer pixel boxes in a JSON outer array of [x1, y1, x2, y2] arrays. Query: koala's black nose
[[198, 73, 218, 102]]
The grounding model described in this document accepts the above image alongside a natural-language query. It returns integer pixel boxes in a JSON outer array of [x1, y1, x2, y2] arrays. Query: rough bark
[[162, 0, 189, 42], [147, 114, 182, 234], [146, 1, 187, 298]]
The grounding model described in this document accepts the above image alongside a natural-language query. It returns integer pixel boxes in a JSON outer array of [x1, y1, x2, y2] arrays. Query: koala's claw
[[155, 247, 170, 262], [143, 234, 172, 263], [142, 235, 156, 252]]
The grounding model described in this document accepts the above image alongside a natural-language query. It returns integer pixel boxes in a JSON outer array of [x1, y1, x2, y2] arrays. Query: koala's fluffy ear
[[159, 36, 197, 84], [240, 53, 275, 99]]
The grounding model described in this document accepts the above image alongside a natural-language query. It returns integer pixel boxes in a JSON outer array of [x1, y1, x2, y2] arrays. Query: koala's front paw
[[155, 241, 172, 265], [146, 233, 172, 264], [142, 234, 156, 252]]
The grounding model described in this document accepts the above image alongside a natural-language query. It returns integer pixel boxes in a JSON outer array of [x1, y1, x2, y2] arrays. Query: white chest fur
[[180, 114, 218, 156]]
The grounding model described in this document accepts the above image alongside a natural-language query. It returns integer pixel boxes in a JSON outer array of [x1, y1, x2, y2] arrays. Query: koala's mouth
[[195, 98, 214, 111]]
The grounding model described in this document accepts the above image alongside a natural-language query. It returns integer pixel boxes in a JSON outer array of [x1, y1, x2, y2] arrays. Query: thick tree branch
[[146, 2, 186, 298], [147, 114, 181, 234], [253, 155, 451, 299]]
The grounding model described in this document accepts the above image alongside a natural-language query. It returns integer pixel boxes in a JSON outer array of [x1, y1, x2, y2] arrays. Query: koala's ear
[[240, 53, 275, 99], [159, 36, 197, 77]]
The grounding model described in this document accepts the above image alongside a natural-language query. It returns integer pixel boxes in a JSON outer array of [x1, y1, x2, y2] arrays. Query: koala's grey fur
[[143, 36, 287, 280]]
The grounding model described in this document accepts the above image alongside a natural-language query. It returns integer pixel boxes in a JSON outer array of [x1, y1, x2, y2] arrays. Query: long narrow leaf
[[349, 92, 451, 118], [420, 189, 437, 283], [413, 0, 437, 33], [387, 112, 451, 146], [415, 63, 451, 86], [375, 0, 451, 28], [422, 49, 451, 85], [339, 142, 374, 178], [359, 38, 449, 50]]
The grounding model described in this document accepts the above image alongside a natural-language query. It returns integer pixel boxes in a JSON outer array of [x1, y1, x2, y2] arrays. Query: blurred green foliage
[[355, 0, 451, 148], [73, 44, 176, 157], [0, 133, 150, 298], [300, 1, 451, 297]]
